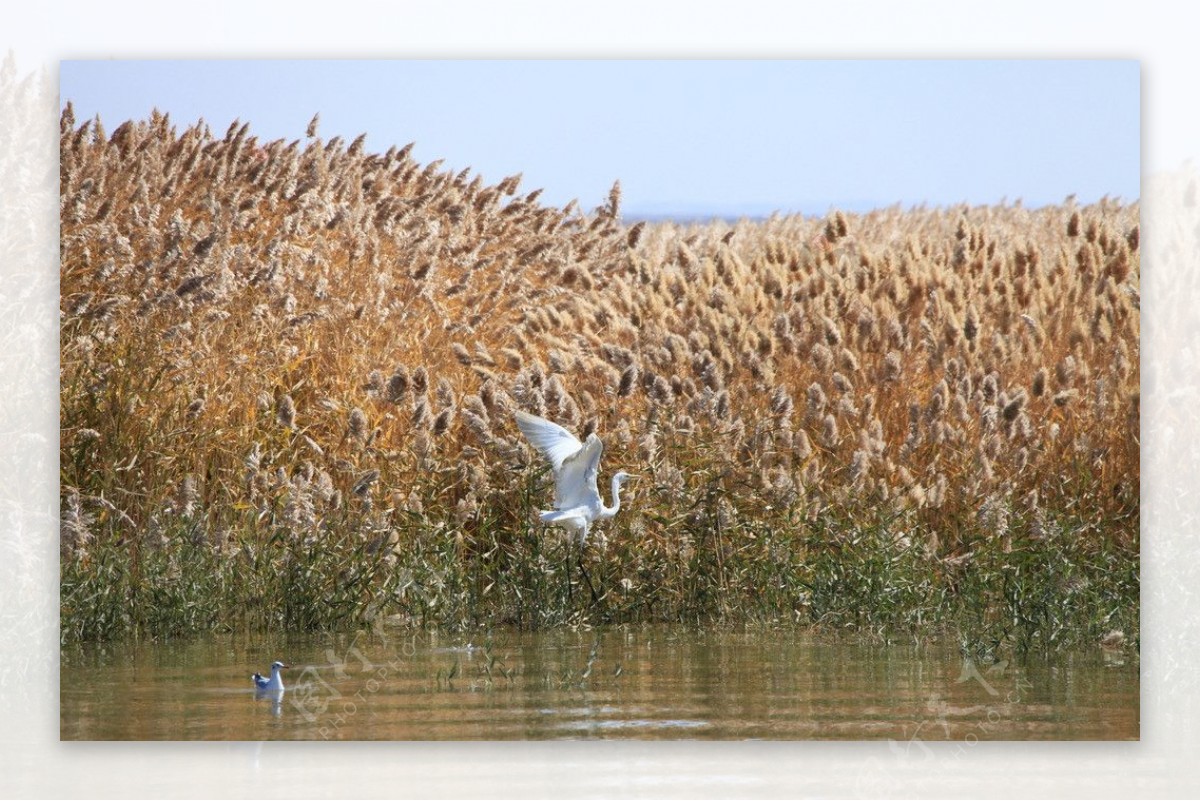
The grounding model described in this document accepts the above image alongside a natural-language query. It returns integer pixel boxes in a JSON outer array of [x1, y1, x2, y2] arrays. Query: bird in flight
[[514, 410, 635, 543], [514, 410, 635, 599]]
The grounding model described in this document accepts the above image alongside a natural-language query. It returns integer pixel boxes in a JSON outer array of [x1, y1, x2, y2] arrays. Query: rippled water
[[60, 626, 1137, 740]]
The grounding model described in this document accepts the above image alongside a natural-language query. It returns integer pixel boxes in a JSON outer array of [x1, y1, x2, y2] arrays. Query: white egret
[[514, 410, 635, 543], [251, 660, 289, 691], [514, 410, 635, 600]]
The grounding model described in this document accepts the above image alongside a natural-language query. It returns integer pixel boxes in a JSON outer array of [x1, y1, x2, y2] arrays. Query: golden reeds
[[60, 110, 1139, 597]]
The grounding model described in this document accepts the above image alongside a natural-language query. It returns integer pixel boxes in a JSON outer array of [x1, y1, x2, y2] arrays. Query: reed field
[[59, 108, 1140, 650]]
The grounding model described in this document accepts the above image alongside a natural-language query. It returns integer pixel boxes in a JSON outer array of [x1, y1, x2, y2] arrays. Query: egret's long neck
[[605, 475, 623, 517]]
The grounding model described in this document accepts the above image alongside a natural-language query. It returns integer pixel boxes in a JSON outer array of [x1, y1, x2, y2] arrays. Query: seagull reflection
[[255, 686, 284, 717]]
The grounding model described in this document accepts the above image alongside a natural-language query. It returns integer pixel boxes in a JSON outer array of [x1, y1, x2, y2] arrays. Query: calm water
[[60, 626, 1138, 740]]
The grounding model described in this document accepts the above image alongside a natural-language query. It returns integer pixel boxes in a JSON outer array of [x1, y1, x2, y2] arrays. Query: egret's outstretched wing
[[540, 507, 589, 525], [514, 410, 582, 470], [555, 433, 603, 511]]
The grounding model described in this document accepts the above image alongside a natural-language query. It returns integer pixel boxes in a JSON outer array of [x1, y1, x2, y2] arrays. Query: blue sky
[[59, 60, 1139, 216]]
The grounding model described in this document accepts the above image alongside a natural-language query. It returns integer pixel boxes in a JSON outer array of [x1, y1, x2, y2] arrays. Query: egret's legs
[[578, 554, 599, 605], [562, 530, 598, 607], [564, 538, 574, 605]]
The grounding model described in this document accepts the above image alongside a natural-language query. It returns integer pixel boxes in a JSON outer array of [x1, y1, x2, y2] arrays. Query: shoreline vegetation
[[59, 109, 1139, 652]]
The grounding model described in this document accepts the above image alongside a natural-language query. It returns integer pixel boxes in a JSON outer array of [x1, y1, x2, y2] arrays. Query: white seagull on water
[[252, 660, 289, 691]]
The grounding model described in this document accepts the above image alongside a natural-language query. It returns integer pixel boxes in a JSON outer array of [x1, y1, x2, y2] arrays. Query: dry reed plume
[[59, 107, 1139, 644]]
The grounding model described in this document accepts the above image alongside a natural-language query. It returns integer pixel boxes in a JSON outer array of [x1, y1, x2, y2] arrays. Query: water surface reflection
[[60, 626, 1138, 740]]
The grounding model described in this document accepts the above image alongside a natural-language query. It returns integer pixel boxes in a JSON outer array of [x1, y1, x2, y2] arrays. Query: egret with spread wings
[[513, 410, 634, 546]]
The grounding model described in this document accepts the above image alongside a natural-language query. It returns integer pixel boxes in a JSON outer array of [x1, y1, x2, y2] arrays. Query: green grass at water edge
[[60, 500, 1138, 655]]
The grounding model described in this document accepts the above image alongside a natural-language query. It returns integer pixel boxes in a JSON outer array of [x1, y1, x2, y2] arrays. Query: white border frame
[[5, 1, 1196, 796]]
